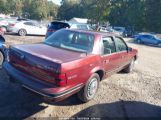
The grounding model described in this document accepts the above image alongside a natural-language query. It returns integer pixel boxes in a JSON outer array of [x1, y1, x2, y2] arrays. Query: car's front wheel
[[18, 29, 27, 36], [136, 39, 142, 44], [77, 73, 100, 102], [0, 50, 4, 68]]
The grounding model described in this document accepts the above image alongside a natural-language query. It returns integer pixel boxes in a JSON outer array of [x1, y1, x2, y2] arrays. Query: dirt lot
[[0, 34, 161, 119]]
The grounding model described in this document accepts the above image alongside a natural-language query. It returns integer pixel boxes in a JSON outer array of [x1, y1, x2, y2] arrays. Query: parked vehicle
[[0, 18, 8, 32], [113, 27, 126, 36], [0, 17, 22, 32], [0, 35, 5, 67], [8, 21, 47, 36], [134, 34, 161, 45], [109, 26, 134, 37], [0, 27, 5, 36], [98, 26, 108, 32], [46, 21, 91, 38], [4, 29, 138, 102]]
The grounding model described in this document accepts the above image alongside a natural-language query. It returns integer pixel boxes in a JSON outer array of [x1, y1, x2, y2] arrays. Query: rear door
[[23, 22, 37, 35], [101, 36, 120, 75]]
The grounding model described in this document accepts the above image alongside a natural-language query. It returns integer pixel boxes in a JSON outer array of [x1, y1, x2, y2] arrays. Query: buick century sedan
[[4, 29, 138, 102]]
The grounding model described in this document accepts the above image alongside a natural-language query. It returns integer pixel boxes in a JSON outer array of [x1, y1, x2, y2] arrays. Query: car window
[[44, 29, 94, 53], [102, 37, 116, 55], [143, 35, 153, 39], [24, 22, 35, 26], [50, 22, 70, 30], [115, 37, 127, 52]]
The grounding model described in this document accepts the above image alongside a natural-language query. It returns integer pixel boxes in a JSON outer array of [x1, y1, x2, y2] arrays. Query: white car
[[8, 21, 47, 36]]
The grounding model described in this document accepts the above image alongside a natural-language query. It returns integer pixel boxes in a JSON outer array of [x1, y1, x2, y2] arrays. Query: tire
[[18, 29, 27, 36], [77, 73, 100, 103], [1, 26, 7, 33], [123, 58, 135, 73], [0, 50, 4, 68], [137, 39, 142, 44]]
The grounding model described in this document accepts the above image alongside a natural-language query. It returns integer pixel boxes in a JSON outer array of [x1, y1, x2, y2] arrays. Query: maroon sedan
[[4, 29, 138, 102]]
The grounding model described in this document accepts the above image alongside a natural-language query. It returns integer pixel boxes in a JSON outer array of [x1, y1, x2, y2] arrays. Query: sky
[[50, 0, 62, 5]]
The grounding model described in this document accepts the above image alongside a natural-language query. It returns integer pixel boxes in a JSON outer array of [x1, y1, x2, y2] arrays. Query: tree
[[14, 0, 23, 16], [144, 0, 161, 32], [29, 0, 49, 20], [48, 1, 59, 20], [108, 0, 146, 31]]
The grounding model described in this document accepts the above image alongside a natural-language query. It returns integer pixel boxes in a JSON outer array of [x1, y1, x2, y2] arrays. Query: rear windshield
[[49, 22, 70, 30], [44, 29, 94, 53]]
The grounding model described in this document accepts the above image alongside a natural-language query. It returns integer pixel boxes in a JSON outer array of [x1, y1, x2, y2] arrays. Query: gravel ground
[[0, 34, 161, 119]]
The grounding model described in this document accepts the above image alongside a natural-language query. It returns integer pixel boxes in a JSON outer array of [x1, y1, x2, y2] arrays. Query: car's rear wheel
[[77, 73, 100, 102], [123, 58, 135, 73], [18, 29, 27, 36], [0, 51, 4, 68]]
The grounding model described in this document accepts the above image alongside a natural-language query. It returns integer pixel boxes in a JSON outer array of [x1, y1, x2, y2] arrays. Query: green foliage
[[57, 0, 161, 32], [1, 0, 161, 32], [108, 0, 146, 31], [0, 0, 59, 20]]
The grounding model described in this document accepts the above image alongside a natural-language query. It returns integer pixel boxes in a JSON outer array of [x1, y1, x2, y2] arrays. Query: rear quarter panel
[[61, 55, 103, 86]]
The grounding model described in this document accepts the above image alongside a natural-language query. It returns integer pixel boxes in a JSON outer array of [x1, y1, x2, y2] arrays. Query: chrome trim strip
[[22, 83, 84, 99]]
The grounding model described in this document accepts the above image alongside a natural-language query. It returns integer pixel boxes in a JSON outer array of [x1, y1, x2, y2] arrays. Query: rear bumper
[[3, 62, 83, 102]]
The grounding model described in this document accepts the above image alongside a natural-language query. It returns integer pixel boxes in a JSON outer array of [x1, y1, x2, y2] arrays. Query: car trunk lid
[[8, 43, 86, 85]]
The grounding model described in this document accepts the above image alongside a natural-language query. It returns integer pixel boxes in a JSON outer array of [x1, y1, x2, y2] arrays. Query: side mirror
[[127, 47, 132, 52]]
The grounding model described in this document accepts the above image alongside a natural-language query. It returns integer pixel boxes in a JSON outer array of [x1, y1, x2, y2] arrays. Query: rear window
[[44, 29, 94, 53], [49, 22, 70, 30]]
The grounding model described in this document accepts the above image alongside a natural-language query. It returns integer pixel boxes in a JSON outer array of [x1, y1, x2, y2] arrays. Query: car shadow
[[72, 100, 161, 119], [0, 69, 47, 119], [48, 94, 83, 106]]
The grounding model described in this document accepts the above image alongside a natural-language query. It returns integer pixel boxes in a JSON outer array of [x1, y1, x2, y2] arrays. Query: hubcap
[[137, 39, 141, 44], [0, 51, 4, 67], [20, 30, 26, 36], [87, 78, 98, 98]]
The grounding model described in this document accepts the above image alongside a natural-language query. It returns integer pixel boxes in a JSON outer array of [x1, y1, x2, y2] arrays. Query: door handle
[[103, 60, 110, 63]]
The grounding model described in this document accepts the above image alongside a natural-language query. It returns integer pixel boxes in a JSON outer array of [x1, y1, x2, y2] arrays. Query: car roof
[[64, 29, 119, 37]]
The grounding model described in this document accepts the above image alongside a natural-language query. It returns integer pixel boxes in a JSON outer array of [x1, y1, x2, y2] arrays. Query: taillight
[[47, 29, 54, 32], [55, 74, 67, 86], [10, 24, 15, 26]]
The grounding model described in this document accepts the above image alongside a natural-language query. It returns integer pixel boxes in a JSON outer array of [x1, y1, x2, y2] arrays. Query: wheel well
[[95, 70, 104, 81], [1, 26, 6, 28], [134, 55, 137, 61], [0, 50, 4, 62], [19, 29, 27, 32]]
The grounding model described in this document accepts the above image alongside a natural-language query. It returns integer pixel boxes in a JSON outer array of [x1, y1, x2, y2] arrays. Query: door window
[[24, 22, 35, 26], [115, 37, 127, 52], [101, 37, 116, 55]]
